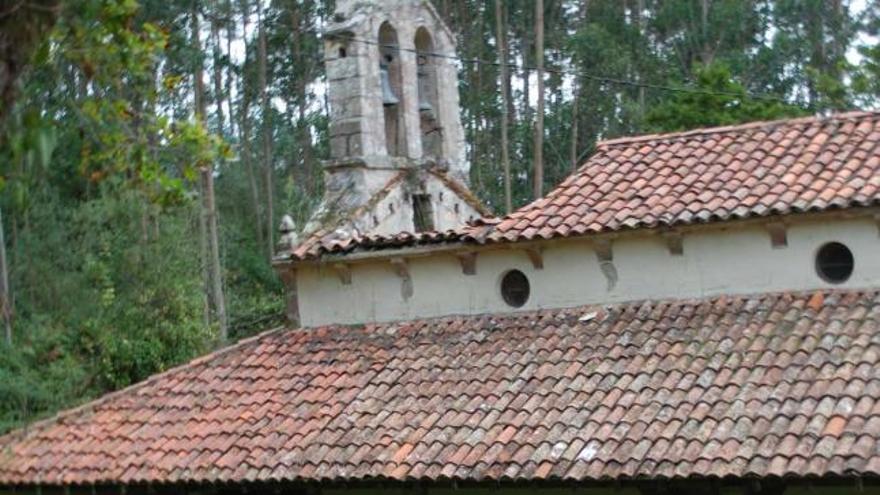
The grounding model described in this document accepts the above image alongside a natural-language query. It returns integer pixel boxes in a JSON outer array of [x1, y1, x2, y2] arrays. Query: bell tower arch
[[322, 0, 469, 196], [415, 27, 442, 161], [278, 0, 488, 323], [379, 22, 406, 157]]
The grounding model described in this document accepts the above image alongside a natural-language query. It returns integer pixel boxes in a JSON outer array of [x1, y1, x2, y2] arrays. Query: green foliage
[[0, 337, 89, 433], [0, 0, 222, 432], [0, 192, 210, 430], [59, 1, 228, 205], [74, 195, 212, 390], [645, 64, 807, 133]]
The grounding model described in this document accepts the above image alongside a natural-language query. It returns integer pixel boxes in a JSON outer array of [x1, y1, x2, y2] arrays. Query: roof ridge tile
[[597, 111, 880, 148], [284, 111, 880, 260]]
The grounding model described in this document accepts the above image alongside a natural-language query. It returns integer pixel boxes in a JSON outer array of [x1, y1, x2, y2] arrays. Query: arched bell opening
[[379, 22, 405, 157], [415, 27, 441, 160]]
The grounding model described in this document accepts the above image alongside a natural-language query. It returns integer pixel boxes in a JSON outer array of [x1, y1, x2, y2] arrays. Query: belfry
[[297, 0, 483, 240]]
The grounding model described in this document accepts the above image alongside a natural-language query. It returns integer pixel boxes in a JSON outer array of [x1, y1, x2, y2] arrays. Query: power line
[[323, 33, 792, 105]]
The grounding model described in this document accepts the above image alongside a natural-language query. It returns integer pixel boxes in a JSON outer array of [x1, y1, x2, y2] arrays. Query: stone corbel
[[594, 239, 618, 291], [456, 251, 477, 275], [766, 222, 788, 248], [662, 231, 684, 256], [390, 257, 414, 300], [332, 263, 352, 285], [524, 247, 544, 270]]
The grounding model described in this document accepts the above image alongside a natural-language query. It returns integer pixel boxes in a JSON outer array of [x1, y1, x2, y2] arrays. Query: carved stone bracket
[[662, 231, 684, 256], [390, 257, 414, 300], [333, 263, 352, 285], [594, 239, 618, 291], [456, 252, 477, 275], [766, 222, 788, 248], [524, 247, 544, 270]]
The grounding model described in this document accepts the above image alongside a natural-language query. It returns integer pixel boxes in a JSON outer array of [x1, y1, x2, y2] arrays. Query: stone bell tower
[[276, 0, 488, 326], [317, 0, 470, 214]]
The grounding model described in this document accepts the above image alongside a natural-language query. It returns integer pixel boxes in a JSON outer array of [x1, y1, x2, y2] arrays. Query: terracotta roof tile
[[475, 112, 880, 244], [284, 112, 880, 260], [2, 289, 880, 485]]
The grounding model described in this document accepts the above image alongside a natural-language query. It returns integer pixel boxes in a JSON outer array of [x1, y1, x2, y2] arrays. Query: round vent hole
[[501, 270, 530, 308], [815, 242, 854, 284]]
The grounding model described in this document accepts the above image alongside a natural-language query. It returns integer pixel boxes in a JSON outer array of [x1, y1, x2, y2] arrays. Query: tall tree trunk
[[635, 0, 646, 116], [238, 0, 262, 248], [241, 94, 264, 249], [0, 1, 60, 126], [495, 0, 512, 214], [192, 0, 211, 327], [211, 11, 225, 133], [699, 0, 714, 66], [533, 0, 545, 199], [200, 168, 228, 343], [226, 0, 237, 139], [520, 25, 531, 124], [503, 1, 515, 124], [0, 207, 12, 345], [191, 1, 206, 121], [570, 81, 579, 172], [290, 4, 314, 194], [257, 7, 274, 260]]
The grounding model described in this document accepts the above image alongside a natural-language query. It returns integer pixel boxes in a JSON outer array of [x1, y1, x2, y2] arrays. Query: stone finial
[[333, 0, 357, 15], [280, 214, 296, 233], [278, 215, 299, 249]]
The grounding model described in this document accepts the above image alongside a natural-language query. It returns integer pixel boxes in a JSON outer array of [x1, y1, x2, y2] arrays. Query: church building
[[2, 1, 880, 495]]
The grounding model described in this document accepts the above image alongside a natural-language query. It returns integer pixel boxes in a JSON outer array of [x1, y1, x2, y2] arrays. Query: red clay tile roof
[[285, 111, 880, 260], [484, 111, 880, 243], [2, 289, 880, 485]]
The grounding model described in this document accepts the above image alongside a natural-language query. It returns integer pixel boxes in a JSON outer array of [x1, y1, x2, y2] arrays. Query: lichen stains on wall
[[296, 216, 880, 327]]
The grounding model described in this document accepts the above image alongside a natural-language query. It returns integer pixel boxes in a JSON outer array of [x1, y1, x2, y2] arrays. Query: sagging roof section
[[283, 111, 880, 261], [1, 289, 879, 485]]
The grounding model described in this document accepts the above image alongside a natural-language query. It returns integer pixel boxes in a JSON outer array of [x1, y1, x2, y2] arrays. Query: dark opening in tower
[[379, 22, 405, 157], [415, 27, 441, 160], [411, 193, 434, 232]]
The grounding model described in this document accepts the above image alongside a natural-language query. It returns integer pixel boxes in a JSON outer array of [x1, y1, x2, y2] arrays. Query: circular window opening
[[501, 270, 530, 308], [815, 242, 854, 284]]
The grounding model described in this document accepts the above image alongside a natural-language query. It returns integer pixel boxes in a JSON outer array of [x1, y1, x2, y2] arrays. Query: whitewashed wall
[[296, 216, 880, 327]]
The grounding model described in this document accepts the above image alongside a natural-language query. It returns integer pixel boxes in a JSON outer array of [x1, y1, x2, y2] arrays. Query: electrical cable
[[323, 33, 792, 104]]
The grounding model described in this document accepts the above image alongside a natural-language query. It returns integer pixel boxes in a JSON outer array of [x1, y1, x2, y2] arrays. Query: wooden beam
[[524, 247, 544, 269], [456, 252, 477, 275], [766, 222, 788, 248], [332, 263, 352, 285]]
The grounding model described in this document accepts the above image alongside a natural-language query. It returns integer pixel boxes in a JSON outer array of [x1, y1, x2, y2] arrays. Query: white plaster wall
[[297, 216, 880, 327]]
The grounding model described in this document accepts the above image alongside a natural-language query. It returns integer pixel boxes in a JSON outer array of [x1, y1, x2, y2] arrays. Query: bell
[[418, 97, 434, 113], [419, 71, 434, 112], [417, 67, 434, 113], [380, 66, 399, 106]]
